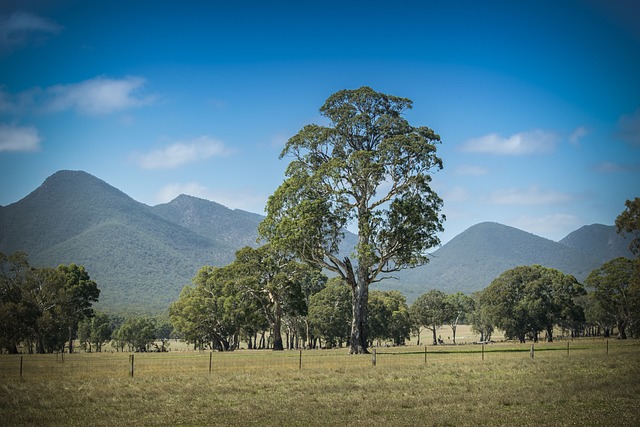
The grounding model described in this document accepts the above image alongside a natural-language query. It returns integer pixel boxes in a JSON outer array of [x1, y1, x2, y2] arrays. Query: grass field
[[1, 338, 638, 426]]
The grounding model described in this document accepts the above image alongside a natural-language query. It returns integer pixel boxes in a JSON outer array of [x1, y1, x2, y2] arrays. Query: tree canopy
[[0, 252, 99, 353], [615, 197, 640, 255], [585, 257, 639, 339], [480, 265, 585, 342], [259, 86, 444, 353]]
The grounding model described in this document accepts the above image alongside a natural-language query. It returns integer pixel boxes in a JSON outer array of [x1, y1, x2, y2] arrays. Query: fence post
[[530, 344, 534, 359], [482, 344, 485, 361], [424, 346, 427, 364], [299, 349, 302, 370], [129, 354, 135, 377], [20, 356, 23, 379], [372, 348, 376, 367], [567, 341, 569, 356], [606, 339, 609, 355], [209, 352, 213, 374]]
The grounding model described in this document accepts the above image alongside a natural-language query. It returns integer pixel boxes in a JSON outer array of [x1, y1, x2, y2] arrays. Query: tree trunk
[[617, 320, 627, 339], [431, 327, 438, 346], [68, 325, 74, 354], [452, 325, 457, 345], [272, 299, 284, 350], [349, 275, 369, 354], [546, 325, 554, 342]]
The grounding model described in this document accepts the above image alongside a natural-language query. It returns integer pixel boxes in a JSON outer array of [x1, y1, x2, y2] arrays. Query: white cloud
[[134, 136, 229, 169], [569, 126, 589, 146], [44, 76, 155, 115], [0, 11, 62, 51], [460, 130, 558, 155], [616, 108, 640, 147], [489, 185, 573, 205], [510, 213, 583, 241], [155, 182, 266, 213], [454, 165, 489, 176], [0, 124, 40, 152]]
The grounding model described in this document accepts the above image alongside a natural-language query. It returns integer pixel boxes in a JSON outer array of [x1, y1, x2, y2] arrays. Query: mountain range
[[0, 170, 634, 314]]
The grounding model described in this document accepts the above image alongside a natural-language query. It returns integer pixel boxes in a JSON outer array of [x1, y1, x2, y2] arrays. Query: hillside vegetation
[[0, 170, 632, 315]]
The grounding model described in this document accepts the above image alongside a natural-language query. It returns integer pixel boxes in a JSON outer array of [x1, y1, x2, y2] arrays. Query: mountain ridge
[[0, 170, 632, 314]]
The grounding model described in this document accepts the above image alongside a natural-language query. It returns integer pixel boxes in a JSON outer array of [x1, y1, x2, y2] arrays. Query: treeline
[[167, 243, 640, 351], [2, 253, 638, 354]]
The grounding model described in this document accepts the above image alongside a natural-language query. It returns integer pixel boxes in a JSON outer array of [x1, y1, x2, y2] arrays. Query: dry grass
[[1, 339, 638, 426]]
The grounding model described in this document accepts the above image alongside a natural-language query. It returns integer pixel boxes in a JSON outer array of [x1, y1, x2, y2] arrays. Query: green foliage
[[308, 278, 351, 348], [112, 316, 157, 352], [170, 266, 252, 351], [480, 265, 585, 342], [615, 197, 640, 255], [78, 311, 114, 352], [260, 87, 444, 354], [368, 290, 412, 346], [0, 251, 100, 353], [585, 257, 640, 339], [443, 292, 475, 344], [411, 289, 448, 345]]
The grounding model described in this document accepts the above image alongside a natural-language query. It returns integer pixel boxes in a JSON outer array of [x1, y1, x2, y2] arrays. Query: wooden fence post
[[372, 348, 376, 367], [129, 354, 135, 377], [530, 344, 534, 359], [482, 344, 485, 361], [567, 341, 569, 356], [20, 356, 23, 379], [299, 349, 302, 370], [424, 346, 427, 364], [209, 352, 213, 374]]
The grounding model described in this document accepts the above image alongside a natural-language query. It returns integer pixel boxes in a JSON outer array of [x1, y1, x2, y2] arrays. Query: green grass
[[1, 340, 639, 426]]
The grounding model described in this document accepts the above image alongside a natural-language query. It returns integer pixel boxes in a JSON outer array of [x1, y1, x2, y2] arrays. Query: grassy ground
[[1, 339, 638, 426]]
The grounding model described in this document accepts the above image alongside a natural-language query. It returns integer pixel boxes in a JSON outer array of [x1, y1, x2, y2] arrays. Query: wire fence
[[1, 339, 636, 381]]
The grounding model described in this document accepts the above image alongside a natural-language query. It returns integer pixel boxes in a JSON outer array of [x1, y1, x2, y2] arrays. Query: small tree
[[411, 289, 448, 345], [585, 257, 639, 339], [444, 292, 475, 344], [308, 278, 351, 348], [481, 265, 585, 343], [469, 293, 494, 343]]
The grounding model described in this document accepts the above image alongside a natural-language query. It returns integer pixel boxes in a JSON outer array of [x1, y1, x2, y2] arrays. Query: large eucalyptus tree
[[259, 87, 444, 354]]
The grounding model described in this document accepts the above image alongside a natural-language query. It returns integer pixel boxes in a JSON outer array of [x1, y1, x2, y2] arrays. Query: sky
[[0, 0, 639, 244]]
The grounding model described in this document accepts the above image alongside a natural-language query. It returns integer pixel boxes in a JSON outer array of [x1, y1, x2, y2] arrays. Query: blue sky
[[1, 0, 639, 244]]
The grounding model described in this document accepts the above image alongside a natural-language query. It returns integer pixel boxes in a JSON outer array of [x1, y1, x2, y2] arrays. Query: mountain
[[0, 171, 260, 314], [152, 194, 263, 248], [1, 171, 632, 314], [375, 222, 610, 302], [559, 224, 634, 263]]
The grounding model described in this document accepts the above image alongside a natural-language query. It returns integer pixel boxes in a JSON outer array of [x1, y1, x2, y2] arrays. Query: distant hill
[[559, 223, 634, 263], [0, 171, 632, 314], [375, 222, 617, 302], [152, 194, 263, 248]]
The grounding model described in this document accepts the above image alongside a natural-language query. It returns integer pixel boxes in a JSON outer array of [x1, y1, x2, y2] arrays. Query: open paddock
[[1, 339, 638, 426]]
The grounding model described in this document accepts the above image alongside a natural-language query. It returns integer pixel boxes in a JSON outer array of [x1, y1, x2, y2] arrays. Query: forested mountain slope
[[379, 222, 608, 302], [0, 171, 259, 314], [1, 171, 630, 313], [559, 223, 635, 263]]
